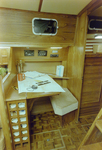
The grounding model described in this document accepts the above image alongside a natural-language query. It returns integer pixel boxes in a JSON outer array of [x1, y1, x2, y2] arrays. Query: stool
[[50, 88, 78, 126]]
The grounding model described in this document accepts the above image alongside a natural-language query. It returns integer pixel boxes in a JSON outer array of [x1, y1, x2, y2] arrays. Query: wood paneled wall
[[67, 12, 88, 119], [80, 54, 102, 117], [12, 47, 68, 73], [0, 8, 77, 47], [11, 47, 68, 87], [0, 76, 13, 150]]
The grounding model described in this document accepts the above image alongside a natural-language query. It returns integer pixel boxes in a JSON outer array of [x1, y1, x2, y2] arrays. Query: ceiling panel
[[0, 0, 40, 11], [41, 0, 92, 15]]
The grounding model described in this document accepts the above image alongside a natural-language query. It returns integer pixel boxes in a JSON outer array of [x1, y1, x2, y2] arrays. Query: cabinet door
[[80, 63, 102, 116]]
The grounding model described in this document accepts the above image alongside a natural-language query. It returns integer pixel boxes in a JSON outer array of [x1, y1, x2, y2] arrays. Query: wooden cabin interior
[[1, 0, 102, 150]]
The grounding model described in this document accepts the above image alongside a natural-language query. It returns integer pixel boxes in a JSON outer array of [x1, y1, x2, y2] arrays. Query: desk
[[6, 81, 60, 150]]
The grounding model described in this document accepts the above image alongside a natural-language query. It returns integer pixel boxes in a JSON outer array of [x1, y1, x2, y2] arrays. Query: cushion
[[50, 88, 78, 116]]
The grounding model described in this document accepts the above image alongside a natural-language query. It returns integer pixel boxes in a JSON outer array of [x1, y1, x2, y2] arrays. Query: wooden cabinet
[[7, 100, 30, 150], [0, 48, 9, 65], [80, 54, 102, 117]]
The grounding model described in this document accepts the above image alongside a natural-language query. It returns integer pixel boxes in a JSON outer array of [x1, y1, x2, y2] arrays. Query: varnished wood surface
[[3, 73, 16, 96], [78, 109, 102, 150], [80, 142, 102, 150], [7, 99, 30, 150], [0, 8, 77, 47], [27, 92, 60, 99], [78, 0, 98, 16], [96, 120, 102, 133], [0, 120, 5, 150], [80, 54, 102, 117], [0, 76, 13, 150], [31, 97, 53, 115], [5, 85, 26, 101], [67, 12, 87, 120], [11, 47, 68, 88], [5, 81, 60, 101]]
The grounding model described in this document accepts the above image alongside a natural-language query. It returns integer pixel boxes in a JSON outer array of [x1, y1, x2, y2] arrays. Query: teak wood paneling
[[80, 54, 102, 117], [67, 11, 88, 120], [0, 8, 77, 47], [11, 47, 68, 88], [0, 76, 13, 150], [12, 47, 68, 74]]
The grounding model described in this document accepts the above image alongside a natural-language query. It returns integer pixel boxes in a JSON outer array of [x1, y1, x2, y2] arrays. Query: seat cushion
[[50, 88, 78, 116]]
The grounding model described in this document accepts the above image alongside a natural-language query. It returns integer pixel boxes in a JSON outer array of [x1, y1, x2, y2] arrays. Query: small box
[[13, 132, 20, 137], [20, 117, 26, 122], [21, 124, 27, 128], [12, 125, 19, 130], [19, 110, 26, 115], [22, 130, 27, 134], [56, 65, 64, 77], [18, 103, 25, 108]]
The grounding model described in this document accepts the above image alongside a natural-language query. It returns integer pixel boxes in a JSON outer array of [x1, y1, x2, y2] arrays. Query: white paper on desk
[[24, 71, 45, 79], [18, 72, 65, 93]]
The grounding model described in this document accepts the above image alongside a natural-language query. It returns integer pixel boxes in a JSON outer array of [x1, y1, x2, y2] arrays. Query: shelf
[[80, 142, 102, 150], [48, 74, 70, 79], [31, 97, 53, 115], [96, 120, 102, 133]]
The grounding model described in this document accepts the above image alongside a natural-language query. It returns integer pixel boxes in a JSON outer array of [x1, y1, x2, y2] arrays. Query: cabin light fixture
[[50, 47, 62, 49], [95, 35, 102, 39]]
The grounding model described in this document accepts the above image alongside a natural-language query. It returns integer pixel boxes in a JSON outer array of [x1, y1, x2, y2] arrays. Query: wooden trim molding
[[38, 0, 43, 12], [78, 0, 102, 16]]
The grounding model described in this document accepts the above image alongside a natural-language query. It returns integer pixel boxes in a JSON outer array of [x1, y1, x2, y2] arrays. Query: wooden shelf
[[31, 97, 53, 115], [7, 100, 30, 150], [80, 142, 102, 150], [49, 74, 70, 79], [96, 120, 102, 133]]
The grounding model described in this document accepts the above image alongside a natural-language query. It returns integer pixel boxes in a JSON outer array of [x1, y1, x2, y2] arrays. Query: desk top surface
[[5, 81, 60, 101]]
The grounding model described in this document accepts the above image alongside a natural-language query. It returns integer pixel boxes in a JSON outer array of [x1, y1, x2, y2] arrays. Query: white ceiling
[[41, 0, 92, 15], [0, 0, 92, 15], [0, 0, 40, 12]]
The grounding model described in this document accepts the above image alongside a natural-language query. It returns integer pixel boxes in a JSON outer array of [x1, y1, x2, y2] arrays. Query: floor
[[30, 111, 96, 150]]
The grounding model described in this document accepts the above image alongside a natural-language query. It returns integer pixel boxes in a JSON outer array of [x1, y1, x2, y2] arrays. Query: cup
[[18, 73, 25, 81]]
